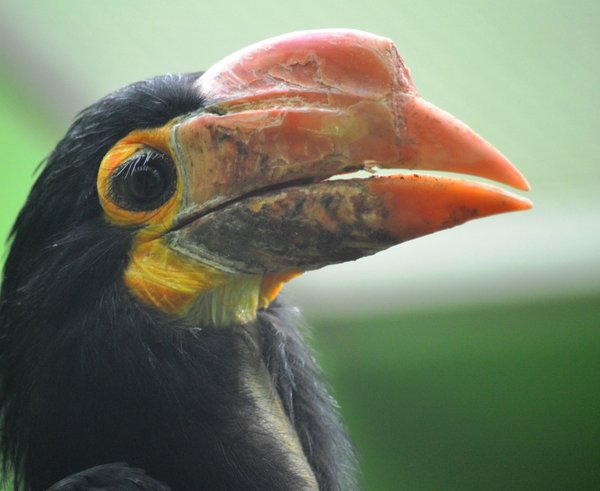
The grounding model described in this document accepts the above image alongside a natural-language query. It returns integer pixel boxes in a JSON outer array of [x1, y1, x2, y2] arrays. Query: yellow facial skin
[[97, 125, 297, 326]]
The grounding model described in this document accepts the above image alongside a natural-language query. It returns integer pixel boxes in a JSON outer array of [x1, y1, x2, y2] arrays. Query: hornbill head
[[0, 29, 530, 490]]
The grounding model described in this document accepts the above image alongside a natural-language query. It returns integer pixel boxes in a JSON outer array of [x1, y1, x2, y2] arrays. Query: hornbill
[[0, 30, 531, 490]]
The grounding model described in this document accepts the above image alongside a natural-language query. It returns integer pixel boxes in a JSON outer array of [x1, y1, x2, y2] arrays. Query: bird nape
[[0, 29, 531, 491]]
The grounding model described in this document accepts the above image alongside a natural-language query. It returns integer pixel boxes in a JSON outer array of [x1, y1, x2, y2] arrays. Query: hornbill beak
[[166, 29, 531, 275]]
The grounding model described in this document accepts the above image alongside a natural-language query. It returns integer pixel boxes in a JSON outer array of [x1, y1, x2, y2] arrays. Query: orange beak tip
[[515, 195, 533, 210], [402, 97, 532, 192], [518, 176, 532, 192], [366, 174, 532, 243]]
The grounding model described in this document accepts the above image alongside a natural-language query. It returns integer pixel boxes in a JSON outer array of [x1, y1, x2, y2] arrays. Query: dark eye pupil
[[110, 150, 176, 211], [128, 165, 165, 202]]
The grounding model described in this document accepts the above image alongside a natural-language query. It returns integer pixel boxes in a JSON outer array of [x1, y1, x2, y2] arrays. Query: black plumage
[[46, 463, 170, 491], [0, 74, 355, 490]]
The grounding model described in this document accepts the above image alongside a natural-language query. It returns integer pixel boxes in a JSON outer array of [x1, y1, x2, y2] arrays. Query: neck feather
[[1, 289, 355, 490]]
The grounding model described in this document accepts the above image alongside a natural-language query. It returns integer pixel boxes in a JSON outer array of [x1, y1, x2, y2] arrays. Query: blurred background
[[1, 0, 598, 489]]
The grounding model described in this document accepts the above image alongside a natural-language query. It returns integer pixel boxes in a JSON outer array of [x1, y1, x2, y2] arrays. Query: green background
[[1, 1, 599, 489]]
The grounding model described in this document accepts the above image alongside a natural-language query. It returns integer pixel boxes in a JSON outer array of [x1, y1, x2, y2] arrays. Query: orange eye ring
[[97, 126, 182, 237]]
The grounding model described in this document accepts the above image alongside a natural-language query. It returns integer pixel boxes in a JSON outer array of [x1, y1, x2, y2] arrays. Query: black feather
[[46, 463, 170, 491]]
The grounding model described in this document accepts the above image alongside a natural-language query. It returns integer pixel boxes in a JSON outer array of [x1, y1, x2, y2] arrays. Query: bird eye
[[110, 149, 176, 211]]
